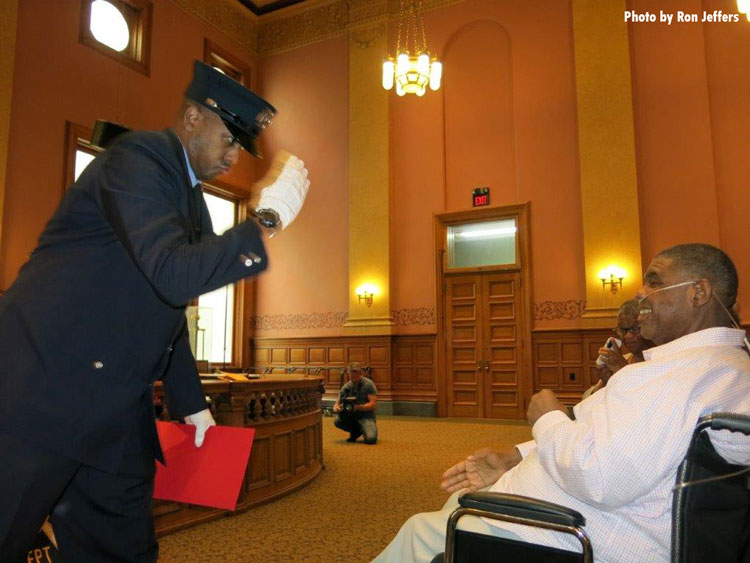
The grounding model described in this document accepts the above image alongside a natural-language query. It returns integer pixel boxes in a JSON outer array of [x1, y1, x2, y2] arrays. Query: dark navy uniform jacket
[[0, 129, 267, 474]]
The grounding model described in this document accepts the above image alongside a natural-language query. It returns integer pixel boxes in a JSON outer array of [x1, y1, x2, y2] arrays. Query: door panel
[[446, 276, 482, 417], [445, 272, 524, 419], [483, 273, 524, 419]]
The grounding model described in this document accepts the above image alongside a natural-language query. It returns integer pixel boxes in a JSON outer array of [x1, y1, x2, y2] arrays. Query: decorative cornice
[[257, 0, 465, 56], [534, 300, 587, 321], [170, 0, 258, 56], [257, 1, 349, 55], [250, 307, 436, 330], [171, 0, 466, 57]]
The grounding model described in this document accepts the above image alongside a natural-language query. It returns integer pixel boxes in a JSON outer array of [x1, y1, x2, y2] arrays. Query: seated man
[[333, 363, 378, 444], [374, 243, 750, 562]]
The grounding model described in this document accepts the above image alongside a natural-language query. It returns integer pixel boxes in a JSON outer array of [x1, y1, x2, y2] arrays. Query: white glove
[[184, 407, 216, 448], [256, 153, 310, 229]]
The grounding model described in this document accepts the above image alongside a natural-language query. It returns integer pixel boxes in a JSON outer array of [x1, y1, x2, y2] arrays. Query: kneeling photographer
[[333, 363, 377, 444]]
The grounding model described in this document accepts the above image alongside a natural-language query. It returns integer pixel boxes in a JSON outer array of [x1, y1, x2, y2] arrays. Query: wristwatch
[[253, 208, 280, 229]]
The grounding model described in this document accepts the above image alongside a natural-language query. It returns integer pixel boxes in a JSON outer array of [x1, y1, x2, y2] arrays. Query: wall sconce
[[598, 266, 626, 294], [355, 284, 378, 307]]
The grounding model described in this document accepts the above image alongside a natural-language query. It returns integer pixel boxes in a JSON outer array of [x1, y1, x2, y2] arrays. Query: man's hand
[[595, 364, 614, 387], [440, 447, 522, 494], [527, 389, 567, 427], [332, 402, 342, 414], [597, 342, 628, 374], [255, 151, 310, 230], [184, 408, 216, 447]]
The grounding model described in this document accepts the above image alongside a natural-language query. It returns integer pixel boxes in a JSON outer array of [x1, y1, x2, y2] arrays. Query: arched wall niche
[[443, 20, 516, 211]]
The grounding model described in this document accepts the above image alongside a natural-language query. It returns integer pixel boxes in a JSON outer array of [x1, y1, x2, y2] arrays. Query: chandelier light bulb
[[382, 59, 395, 90], [739, 0, 750, 20], [396, 81, 406, 96], [417, 53, 429, 74], [429, 60, 442, 91], [396, 53, 409, 75]]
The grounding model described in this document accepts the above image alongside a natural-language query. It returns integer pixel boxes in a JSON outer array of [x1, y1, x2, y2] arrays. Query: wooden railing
[[153, 375, 324, 535]]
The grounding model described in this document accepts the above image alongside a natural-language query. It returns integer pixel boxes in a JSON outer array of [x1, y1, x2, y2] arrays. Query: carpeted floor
[[158, 415, 532, 562]]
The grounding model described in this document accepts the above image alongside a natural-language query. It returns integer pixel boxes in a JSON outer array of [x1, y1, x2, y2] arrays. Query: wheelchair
[[435, 412, 750, 563]]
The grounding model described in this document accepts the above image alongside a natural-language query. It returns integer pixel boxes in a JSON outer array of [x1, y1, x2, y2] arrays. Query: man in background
[[333, 363, 378, 444], [581, 297, 654, 400], [0, 61, 309, 561]]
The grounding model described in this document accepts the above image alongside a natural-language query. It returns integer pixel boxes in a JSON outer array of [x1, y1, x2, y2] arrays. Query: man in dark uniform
[[0, 61, 310, 561]]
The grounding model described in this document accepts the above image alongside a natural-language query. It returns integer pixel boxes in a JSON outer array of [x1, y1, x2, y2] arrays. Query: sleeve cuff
[[532, 409, 572, 442], [515, 440, 537, 458]]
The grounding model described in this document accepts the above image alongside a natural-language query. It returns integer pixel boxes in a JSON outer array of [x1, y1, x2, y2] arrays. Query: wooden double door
[[445, 272, 525, 419]]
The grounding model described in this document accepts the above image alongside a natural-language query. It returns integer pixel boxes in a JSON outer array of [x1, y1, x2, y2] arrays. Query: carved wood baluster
[[248, 392, 259, 423]]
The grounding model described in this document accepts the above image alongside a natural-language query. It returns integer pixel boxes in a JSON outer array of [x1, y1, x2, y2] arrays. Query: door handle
[[477, 361, 483, 370], [484, 360, 490, 371]]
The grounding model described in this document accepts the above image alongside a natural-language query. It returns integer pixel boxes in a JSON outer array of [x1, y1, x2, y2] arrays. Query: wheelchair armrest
[[709, 412, 750, 435], [458, 492, 586, 528]]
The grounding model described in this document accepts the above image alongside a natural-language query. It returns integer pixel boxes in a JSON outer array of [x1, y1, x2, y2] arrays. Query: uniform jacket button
[[93, 361, 104, 369], [167, 345, 174, 353]]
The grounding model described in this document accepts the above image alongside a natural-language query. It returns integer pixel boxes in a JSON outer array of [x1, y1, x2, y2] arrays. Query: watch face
[[255, 209, 279, 228]]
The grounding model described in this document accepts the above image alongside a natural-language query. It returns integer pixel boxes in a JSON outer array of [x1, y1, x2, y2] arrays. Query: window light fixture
[[90, 0, 130, 52], [738, 0, 750, 21]]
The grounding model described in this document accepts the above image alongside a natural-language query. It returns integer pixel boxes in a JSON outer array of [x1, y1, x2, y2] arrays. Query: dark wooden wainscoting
[[249, 330, 625, 416], [531, 328, 612, 407], [251, 335, 438, 409]]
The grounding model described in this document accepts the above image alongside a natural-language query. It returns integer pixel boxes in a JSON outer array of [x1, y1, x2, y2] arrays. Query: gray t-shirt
[[339, 377, 377, 419]]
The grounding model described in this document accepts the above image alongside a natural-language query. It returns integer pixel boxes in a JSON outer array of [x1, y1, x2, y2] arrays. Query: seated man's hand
[[332, 403, 342, 414], [527, 389, 567, 427], [440, 447, 522, 494], [184, 407, 216, 447], [255, 151, 310, 230]]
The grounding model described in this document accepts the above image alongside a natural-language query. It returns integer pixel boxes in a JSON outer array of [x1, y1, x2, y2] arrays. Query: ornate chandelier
[[381, 0, 442, 97]]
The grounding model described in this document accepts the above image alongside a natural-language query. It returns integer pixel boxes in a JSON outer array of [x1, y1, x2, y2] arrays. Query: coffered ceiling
[[236, 0, 309, 16]]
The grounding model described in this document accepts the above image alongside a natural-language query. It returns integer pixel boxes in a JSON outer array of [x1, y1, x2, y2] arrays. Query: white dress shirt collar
[[644, 326, 746, 361]]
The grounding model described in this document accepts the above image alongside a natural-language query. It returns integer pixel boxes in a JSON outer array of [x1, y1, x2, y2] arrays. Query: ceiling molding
[[170, 0, 465, 58], [171, 0, 259, 56], [237, 0, 307, 17], [257, 0, 464, 57]]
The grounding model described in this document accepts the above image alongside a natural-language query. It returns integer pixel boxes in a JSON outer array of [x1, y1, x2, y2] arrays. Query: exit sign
[[472, 187, 490, 207]]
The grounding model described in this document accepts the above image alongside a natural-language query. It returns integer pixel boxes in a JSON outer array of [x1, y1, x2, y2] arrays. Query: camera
[[340, 396, 357, 416]]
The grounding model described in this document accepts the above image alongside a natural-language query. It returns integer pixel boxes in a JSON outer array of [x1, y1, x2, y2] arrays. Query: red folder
[[153, 422, 255, 510]]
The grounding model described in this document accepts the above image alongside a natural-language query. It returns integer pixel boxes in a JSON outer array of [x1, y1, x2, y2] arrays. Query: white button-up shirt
[[489, 327, 750, 562]]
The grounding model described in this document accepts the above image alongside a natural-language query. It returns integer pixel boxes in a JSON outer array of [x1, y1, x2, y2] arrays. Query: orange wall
[[5, 0, 748, 337], [254, 35, 350, 336], [391, 0, 585, 333], [253, 0, 587, 337], [629, 0, 750, 323], [1, 0, 259, 289]]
